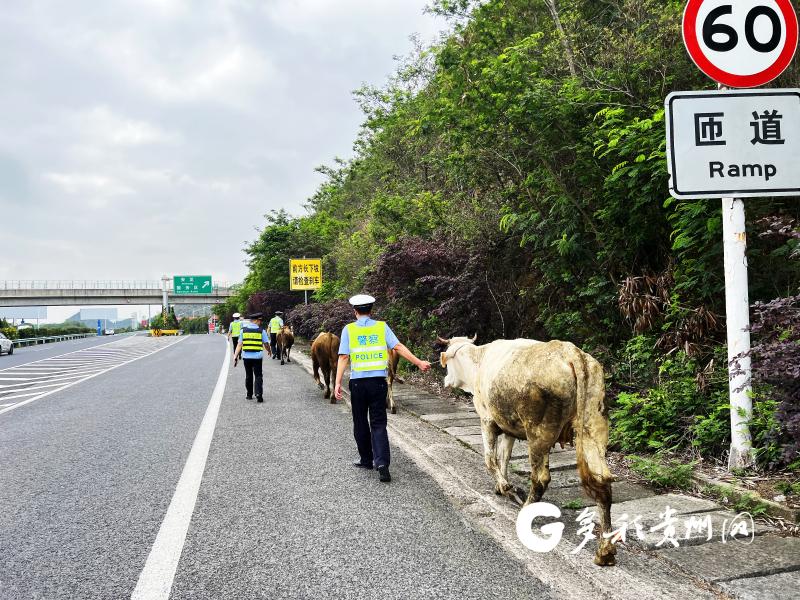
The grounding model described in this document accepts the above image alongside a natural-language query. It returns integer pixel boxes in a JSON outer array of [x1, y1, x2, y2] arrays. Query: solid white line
[[131, 338, 230, 600], [0, 338, 188, 417]]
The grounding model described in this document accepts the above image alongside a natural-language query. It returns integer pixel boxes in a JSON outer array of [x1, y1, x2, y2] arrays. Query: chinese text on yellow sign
[[290, 259, 322, 291]]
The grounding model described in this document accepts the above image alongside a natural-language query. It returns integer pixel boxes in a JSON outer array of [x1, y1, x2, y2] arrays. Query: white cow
[[439, 335, 616, 566]]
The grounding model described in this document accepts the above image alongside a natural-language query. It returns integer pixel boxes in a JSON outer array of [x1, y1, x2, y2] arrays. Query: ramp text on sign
[[666, 89, 800, 199]]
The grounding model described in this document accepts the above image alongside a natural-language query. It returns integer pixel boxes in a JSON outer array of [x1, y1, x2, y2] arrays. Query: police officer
[[334, 294, 431, 482], [233, 312, 269, 402], [267, 311, 284, 359], [227, 312, 243, 356]]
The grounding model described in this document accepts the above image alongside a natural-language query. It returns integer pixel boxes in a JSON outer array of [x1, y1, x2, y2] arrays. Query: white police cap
[[233, 312, 241, 318], [349, 294, 376, 306]]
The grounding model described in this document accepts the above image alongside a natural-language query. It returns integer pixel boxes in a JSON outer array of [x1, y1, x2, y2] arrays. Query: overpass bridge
[[0, 280, 235, 307]]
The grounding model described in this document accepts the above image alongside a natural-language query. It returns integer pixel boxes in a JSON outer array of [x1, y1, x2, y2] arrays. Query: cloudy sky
[[0, 0, 445, 298]]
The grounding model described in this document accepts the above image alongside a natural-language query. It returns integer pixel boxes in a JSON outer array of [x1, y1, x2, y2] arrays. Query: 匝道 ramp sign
[[666, 89, 800, 198], [683, 0, 798, 88]]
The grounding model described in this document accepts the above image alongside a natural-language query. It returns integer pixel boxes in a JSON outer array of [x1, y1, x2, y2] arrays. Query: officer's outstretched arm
[[392, 343, 432, 372]]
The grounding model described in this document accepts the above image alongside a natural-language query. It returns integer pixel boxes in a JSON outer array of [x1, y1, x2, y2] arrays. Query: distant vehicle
[[0, 332, 13, 355], [104, 329, 115, 336]]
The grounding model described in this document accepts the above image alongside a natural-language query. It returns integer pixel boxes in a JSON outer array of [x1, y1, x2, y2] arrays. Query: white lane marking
[[0, 338, 125, 373], [0, 338, 188, 417], [0, 371, 107, 386], [131, 339, 230, 600], [0, 381, 80, 395]]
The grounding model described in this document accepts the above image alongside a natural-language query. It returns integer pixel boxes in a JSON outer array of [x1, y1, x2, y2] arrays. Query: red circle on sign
[[683, 0, 798, 88]]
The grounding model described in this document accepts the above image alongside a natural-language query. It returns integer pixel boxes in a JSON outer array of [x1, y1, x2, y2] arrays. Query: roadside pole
[[161, 275, 169, 320], [722, 196, 755, 468]]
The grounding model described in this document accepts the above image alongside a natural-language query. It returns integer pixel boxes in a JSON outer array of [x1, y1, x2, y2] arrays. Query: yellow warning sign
[[290, 259, 322, 291]]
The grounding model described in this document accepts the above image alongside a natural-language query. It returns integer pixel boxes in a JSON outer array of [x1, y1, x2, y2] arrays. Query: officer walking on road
[[227, 312, 243, 356], [334, 294, 431, 482], [268, 311, 284, 359], [233, 312, 270, 402]]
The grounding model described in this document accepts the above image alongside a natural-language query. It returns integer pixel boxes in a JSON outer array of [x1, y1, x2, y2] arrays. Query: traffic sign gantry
[[173, 275, 213, 295], [683, 0, 798, 88]]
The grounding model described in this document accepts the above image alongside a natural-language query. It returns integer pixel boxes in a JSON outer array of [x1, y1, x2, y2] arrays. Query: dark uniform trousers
[[243, 358, 263, 398], [349, 377, 390, 468], [270, 333, 278, 358], [231, 337, 238, 355]]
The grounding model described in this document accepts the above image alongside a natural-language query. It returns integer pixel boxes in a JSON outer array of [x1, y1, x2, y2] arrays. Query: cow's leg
[[286, 346, 291, 363], [387, 378, 397, 414], [523, 433, 553, 506], [480, 420, 511, 496], [329, 362, 337, 404], [322, 367, 331, 399], [313, 354, 325, 390], [495, 434, 525, 503]]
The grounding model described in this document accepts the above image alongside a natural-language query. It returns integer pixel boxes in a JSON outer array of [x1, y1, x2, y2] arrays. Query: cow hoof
[[594, 541, 617, 567], [494, 481, 513, 496], [390, 406, 397, 414], [318, 383, 325, 390], [281, 360, 285, 365], [329, 398, 336, 404]]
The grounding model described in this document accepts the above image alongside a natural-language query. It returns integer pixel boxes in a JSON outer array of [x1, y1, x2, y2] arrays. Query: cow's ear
[[440, 352, 447, 366]]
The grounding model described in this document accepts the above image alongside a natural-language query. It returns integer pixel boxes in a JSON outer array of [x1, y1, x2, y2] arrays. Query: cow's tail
[[571, 349, 613, 505]]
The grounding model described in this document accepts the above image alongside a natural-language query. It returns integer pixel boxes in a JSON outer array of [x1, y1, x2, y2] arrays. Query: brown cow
[[277, 325, 294, 365], [439, 336, 616, 566], [311, 332, 339, 402]]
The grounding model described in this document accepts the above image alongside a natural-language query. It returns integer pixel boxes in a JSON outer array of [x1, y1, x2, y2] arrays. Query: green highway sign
[[173, 275, 213, 295]]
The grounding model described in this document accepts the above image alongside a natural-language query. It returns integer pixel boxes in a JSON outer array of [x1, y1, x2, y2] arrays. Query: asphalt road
[[0, 334, 551, 600]]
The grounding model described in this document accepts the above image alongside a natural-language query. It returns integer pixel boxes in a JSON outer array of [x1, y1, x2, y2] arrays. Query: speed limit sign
[[683, 0, 798, 88]]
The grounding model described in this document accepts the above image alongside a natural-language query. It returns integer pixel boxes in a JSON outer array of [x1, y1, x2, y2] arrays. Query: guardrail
[[0, 280, 232, 292], [12, 333, 98, 347]]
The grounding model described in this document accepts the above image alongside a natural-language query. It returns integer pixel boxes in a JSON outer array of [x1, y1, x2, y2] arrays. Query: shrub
[[746, 295, 800, 469], [179, 316, 209, 334], [287, 300, 354, 340]]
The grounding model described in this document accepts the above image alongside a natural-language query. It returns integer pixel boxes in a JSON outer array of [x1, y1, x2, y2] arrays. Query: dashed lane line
[[131, 338, 230, 600]]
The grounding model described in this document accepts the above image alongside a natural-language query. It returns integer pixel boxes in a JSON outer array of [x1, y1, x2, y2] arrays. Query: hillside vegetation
[[216, 0, 800, 472]]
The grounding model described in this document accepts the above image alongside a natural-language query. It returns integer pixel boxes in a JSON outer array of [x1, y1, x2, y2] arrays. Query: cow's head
[[437, 335, 478, 393]]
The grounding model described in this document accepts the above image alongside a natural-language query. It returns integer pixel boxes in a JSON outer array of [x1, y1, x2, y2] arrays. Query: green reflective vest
[[230, 320, 242, 336], [268, 317, 283, 333], [242, 328, 264, 352], [347, 321, 388, 372]]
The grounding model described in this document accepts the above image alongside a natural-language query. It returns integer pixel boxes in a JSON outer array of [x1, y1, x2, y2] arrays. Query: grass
[[628, 454, 696, 490]]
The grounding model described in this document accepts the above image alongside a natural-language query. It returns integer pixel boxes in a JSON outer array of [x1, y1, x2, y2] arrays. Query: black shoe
[[377, 466, 391, 482], [353, 461, 372, 469], [246, 395, 253, 400], [256, 396, 264, 403]]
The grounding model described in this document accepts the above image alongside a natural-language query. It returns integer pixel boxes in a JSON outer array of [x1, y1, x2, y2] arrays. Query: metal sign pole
[[722, 196, 755, 469]]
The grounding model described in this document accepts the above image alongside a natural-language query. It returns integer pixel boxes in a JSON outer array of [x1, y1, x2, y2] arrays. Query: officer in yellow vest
[[233, 312, 270, 402], [267, 311, 284, 359], [227, 312, 243, 356], [334, 294, 431, 482]]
